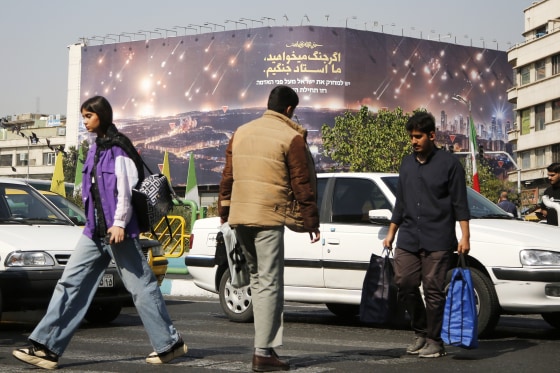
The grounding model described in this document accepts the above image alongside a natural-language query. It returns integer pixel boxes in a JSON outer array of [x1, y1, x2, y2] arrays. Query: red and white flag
[[469, 115, 480, 192]]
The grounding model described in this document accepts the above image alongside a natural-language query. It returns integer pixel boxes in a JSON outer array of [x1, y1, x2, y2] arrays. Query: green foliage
[[63, 140, 89, 183], [462, 157, 519, 202], [321, 106, 410, 172], [322, 106, 514, 203]]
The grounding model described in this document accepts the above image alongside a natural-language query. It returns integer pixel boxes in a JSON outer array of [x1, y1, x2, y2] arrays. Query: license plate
[[99, 274, 114, 288]]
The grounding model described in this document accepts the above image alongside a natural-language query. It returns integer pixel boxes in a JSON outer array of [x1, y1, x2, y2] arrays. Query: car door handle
[[326, 238, 340, 245]]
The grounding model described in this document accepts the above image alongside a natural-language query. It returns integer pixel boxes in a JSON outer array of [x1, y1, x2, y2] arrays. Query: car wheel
[[446, 267, 500, 338], [84, 303, 122, 324], [541, 312, 560, 329], [219, 268, 253, 323], [325, 303, 360, 318]]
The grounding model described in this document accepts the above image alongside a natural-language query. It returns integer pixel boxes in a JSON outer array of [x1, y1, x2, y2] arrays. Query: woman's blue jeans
[[29, 234, 180, 356]]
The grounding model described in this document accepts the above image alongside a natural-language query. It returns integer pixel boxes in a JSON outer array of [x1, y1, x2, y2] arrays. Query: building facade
[[507, 0, 560, 208], [0, 113, 67, 180]]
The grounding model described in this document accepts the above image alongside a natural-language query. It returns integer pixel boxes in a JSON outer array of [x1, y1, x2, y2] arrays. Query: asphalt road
[[1, 296, 559, 372]]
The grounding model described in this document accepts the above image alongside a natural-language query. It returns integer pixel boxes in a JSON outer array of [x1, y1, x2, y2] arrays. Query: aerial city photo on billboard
[[76, 25, 514, 186]]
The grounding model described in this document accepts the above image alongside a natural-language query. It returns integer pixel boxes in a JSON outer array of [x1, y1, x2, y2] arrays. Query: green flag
[[185, 152, 199, 207], [73, 145, 85, 195]]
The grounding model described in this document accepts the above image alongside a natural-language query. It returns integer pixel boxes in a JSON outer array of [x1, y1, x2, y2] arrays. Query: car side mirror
[[368, 209, 392, 225]]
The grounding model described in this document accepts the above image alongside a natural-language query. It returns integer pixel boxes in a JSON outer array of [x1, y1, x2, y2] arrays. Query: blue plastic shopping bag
[[441, 254, 478, 349]]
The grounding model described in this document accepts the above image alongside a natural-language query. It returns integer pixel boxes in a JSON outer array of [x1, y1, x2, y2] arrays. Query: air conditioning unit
[[19, 153, 28, 161]]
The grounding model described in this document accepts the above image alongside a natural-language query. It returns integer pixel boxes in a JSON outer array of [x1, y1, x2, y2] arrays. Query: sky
[[1, 0, 531, 118]]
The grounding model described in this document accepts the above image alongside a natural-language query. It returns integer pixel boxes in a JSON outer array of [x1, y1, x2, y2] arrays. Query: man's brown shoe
[[252, 352, 290, 372]]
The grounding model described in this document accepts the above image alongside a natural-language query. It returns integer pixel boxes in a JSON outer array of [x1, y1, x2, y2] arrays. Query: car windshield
[[467, 188, 513, 219], [0, 184, 72, 225], [44, 194, 87, 226], [380, 175, 512, 220]]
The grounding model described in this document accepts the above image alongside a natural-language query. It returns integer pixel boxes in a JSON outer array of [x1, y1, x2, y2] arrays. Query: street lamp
[[20, 132, 39, 179], [173, 26, 197, 35], [261, 17, 275, 26], [204, 22, 225, 31], [155, 28, 178, 37], [225, 19, 247, 30], [374, 21, 395, 33], [346, 16, 357, 28], [188, 24, 212, 34], [138, 30, 162, 39], [240, 18, 263, 28], [300, 15, 310, 26]]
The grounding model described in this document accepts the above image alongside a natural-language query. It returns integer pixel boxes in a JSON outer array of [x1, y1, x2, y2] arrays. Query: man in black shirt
[[383, 111, 471, 358], [540, 163, 560, 226]]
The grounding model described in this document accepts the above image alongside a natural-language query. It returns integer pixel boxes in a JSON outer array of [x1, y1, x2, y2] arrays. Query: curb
[[160, 257, 217, 298], [160, 277, 218, 298]]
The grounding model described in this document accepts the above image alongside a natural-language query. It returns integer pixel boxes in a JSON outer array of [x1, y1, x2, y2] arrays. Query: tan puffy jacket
[[219, 110, 319, 230]]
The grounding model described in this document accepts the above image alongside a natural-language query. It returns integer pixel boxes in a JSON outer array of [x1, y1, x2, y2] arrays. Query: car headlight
[[150, 244, 165, 257], [5, 251, 55, 267], [520, 250, 560, 266]]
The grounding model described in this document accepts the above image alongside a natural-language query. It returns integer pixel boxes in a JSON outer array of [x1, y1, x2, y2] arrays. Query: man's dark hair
[[547, 163, 560, 173], [267, 85, 299, 114], [405, 111, 436, 134]]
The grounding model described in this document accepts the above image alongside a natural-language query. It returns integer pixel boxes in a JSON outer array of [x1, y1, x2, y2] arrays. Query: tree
[[321, 106, 410, 172], [462, 157, 519, 205], [63, 140, 89, 183], [321, 106, 514, 203]]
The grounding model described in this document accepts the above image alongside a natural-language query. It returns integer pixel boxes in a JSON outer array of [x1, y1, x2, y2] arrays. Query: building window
[[536, 25, 548, 38], [553, 99, 560, 121], [0, 154, 12, 167], [553, 54, 560, 76], [521, 151, 531, 169], [535, 104, 546, 131], [536, 147, 546, 167], [43, 152, 56, 166], [535, 59, 546, 80], [521, 109, 531, 135], [17, 153, 28, 166], [520, 66, 530, 85], [552, 144, 560, 163]]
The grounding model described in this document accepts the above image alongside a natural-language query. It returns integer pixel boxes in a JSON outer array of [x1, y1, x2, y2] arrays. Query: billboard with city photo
[[78, 25, 514, 186]]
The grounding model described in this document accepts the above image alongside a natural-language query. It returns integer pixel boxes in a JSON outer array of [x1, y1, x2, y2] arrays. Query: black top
[[541, 185, 560, 226], [392, 147, 471, 252]]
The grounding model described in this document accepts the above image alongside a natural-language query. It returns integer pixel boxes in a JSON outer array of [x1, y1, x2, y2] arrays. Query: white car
[[186, 172, 560, 336], [0, 178, 131, 323]]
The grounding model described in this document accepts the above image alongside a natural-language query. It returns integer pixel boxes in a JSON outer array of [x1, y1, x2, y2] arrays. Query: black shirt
[[392, 147, 471, 252], [541, 185, 560, 226]]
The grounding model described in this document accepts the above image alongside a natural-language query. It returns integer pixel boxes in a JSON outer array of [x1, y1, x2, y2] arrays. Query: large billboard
[[76, 26, 514, 186]]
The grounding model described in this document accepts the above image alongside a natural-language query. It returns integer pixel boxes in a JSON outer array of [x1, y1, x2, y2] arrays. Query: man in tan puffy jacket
[[219, 85, 320, 372]]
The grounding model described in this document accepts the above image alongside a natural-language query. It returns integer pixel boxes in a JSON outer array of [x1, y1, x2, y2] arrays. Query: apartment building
[[507, 0, 560, 206], [0, 114, 67, 179]]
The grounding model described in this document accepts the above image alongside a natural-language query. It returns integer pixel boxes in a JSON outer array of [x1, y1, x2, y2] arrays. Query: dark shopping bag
[[359, 247, 401, 325], [441, 254, 479, 349]]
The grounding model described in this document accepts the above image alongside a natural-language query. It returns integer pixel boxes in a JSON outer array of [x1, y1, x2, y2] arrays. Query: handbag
[[359, 247, 402, 325], [219, 223, 250, 288], [131, 160, 175, 233], [441, 254, 479, 349]]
